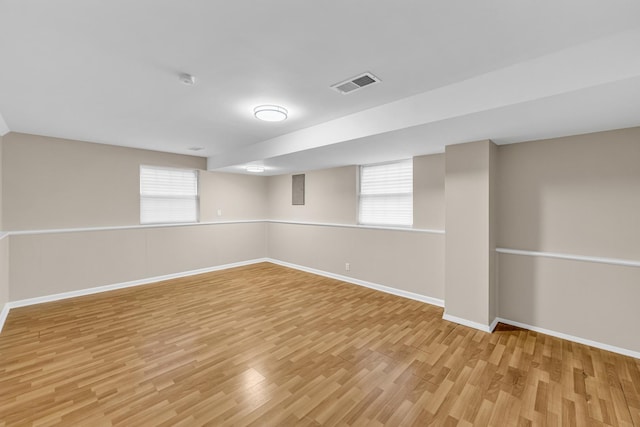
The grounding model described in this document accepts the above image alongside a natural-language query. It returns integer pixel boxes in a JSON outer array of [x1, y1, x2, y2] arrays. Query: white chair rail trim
[[497, 247, 640, 268]]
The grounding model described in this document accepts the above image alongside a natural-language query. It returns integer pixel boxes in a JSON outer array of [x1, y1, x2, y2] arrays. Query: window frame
[[358, 159, 413, 228], [139, 165, 200, 225]]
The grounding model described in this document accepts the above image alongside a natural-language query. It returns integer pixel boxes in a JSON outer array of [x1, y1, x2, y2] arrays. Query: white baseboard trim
[[489, 316, 499, 332], [496, 317, 640, 360], [2, 258, 269, 321], [266, 258, 445, 308], [0, 303, 10, 333], [442, 313, 498, 333]]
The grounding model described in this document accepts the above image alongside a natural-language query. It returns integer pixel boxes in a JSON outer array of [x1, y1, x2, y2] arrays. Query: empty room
[[1, 1, 639, 426]]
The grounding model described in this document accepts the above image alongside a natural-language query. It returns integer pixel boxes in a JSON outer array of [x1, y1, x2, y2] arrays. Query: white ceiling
[[1, 1, 640, 175]]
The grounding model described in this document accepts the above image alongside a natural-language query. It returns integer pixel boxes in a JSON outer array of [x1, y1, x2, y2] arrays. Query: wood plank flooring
[[1, 262, 639, 426]]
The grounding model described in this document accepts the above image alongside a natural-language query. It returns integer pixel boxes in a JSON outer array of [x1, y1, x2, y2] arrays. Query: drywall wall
[[0, 134, 4, 230], [267, 166, 357, 224], [2, 132, 271, 303], [488, 142, 498, 324], [497, 127, 640, 259], [267, 158, 446, 230], [413, 153, 445, 230], [268, 222, 444, 300], [0, 136, 6, 314], [5, 148, 447, 304], [2, 133, 206, 231], [497, 127, 640, 353], [444, 140, 496, 328], [499, 253, 640, 353], [0, 236, 8, 311], [266, 157, 446, 301], [200, 171, 268, 222], [10, 222, 267, 301]]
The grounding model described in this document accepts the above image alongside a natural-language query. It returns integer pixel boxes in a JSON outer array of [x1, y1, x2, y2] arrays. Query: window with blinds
[[358, 159, 413, 227], [140, 166, 199, 224]]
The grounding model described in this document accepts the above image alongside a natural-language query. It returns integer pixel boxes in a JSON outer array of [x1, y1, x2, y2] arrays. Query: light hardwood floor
[[1, 263, 639, 426]]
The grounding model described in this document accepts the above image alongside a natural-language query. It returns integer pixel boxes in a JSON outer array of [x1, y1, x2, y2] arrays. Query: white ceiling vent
[[331, 72, 380, 94]]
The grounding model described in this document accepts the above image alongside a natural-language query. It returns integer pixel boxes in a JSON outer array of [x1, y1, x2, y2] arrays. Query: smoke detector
[[330, 72, 380, 94], [179, 73, 195, 85]]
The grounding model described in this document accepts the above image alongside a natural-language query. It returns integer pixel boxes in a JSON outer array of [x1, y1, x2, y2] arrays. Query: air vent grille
[[352, 75, 376, 87], [335, 81, 360, 94], [331, 72, 380, 94]]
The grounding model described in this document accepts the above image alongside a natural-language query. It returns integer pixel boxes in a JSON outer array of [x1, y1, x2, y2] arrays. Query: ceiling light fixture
[[246, 165, 265, 173], [254, 105, 288, 122]]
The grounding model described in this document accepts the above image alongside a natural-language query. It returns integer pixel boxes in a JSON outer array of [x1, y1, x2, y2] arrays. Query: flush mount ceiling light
[[246, 165, 265, 173], [254, 105, 288, 122]]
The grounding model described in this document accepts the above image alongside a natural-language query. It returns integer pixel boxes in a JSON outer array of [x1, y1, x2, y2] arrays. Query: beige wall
[[445, 140, 496, 327], [497, 127, 640, 353], [488, 142, 498, 323], [413, 153, 445, 230], [0, 134, 4, 230], [2, 133, 206, 230], [266, 156, 446, 229], [267, 166, 357, 224], [0, 237, 8, 310], [10, 223, 267, 301], [1, 136, 7, 312], [265, 158, 446, 300], [268, 223, 444, 300], [499, 253, 640, 353], [497, 127, 640, 259], [2, 132, 271, 303], [200, 171, 268, 222]]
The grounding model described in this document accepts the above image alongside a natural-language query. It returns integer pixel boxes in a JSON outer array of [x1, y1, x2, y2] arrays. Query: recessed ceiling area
[[1, 1, 639, 175]]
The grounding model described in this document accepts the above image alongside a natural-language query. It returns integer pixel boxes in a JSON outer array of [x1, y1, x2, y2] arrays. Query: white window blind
[[359, 160, 413, 227], [140, 166, 198, 224]]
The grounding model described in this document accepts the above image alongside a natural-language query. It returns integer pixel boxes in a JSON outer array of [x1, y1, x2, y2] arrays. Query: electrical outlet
[[217, 209, 222, 217], [345, 262, 350, 271]]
